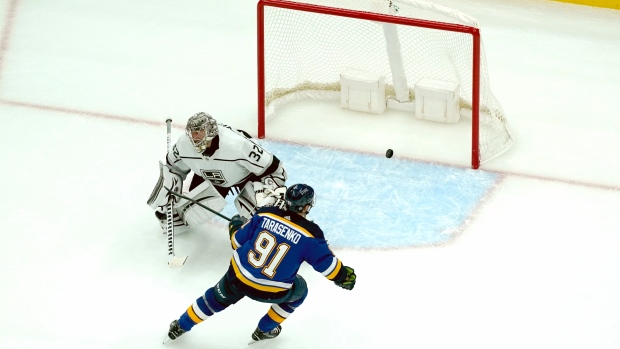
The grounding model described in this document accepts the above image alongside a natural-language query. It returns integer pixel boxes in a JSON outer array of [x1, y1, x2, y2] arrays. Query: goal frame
[[257, 0, 483, 169]]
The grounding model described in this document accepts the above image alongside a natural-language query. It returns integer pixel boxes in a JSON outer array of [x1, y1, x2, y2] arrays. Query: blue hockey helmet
[[285, 184, 316, 213]]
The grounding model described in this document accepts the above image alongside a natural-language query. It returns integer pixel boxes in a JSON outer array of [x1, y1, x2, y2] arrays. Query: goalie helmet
[[285, 184, 316, 214], [186, 112, 218, 153]]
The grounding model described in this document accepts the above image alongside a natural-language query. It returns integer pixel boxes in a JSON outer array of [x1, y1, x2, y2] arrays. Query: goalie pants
[[189, 174, 243, 199], [177, 265, 308, 334]]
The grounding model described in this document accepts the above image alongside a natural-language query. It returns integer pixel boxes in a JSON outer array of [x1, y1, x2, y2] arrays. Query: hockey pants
[[177, 269, 308, 333]]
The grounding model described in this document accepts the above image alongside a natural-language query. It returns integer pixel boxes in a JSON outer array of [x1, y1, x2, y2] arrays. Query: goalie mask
[[285, 184, 316, 214], [186, 112, 218, 153]]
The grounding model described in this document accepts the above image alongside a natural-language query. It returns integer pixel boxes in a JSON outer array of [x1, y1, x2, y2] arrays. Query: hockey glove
[[228, 214, 248, 238], [334, 266, 356, 290], [253, 177, 279, 205], [147, 162, 183, 209], [258, 186, 287, 209]]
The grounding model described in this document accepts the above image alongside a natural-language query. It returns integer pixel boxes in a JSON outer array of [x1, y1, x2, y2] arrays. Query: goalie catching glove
[[234, 179, 287, 219], [257, 185, 287, 209], [334, 266, 356, 290], [252, 177, 286, 207]]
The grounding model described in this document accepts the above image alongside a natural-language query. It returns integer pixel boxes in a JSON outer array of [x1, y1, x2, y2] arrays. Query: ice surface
[[0, 1, 619, 348]]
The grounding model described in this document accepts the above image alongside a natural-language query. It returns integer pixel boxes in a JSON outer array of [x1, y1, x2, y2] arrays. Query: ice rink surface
[[0, 0, 619, 348]]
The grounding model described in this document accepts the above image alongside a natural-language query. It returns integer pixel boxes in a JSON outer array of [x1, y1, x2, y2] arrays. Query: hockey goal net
[[257, 0, 513, 168]]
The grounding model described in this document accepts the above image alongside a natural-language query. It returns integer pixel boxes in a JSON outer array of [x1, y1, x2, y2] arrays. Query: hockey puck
[[386, 149, 394, 158]]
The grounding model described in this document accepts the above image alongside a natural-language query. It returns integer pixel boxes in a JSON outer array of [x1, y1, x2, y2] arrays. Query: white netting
[[261, 0, 513, 164]]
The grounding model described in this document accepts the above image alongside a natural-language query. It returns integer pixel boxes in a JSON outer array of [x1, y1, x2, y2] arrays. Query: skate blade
[[248, 337, 274, 345]]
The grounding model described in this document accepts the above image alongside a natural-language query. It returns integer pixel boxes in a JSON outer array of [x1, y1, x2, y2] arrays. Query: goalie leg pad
[[177, 180, 227, 227]]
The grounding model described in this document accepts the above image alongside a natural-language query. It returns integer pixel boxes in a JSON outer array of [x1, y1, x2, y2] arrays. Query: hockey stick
[[163, 187, 232, 222], [165, 119, 188, 268]]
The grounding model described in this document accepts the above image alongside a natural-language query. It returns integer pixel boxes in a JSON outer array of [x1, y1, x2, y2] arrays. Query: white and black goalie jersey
[[166, 124, 285, 194]]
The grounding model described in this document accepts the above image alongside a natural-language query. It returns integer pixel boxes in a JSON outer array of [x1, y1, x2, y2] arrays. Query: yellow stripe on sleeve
[[326, 259, 343, 280], [230, 232, 241, 249]]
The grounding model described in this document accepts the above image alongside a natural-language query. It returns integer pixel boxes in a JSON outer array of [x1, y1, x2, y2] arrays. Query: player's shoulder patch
[[218, 125, 252, 149], [174, 135, 196, 157]]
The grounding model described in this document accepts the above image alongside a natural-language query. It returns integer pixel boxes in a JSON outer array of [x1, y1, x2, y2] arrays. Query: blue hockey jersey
[[229, 206, 344, 294]]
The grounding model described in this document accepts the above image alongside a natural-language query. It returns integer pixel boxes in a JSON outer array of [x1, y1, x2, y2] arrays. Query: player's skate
[[249, 325, 282, 344], [163, 320, 186, 343]]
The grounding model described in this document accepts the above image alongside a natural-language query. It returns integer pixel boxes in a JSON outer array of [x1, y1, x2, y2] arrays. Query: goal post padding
[[257, 0, 513, 168]]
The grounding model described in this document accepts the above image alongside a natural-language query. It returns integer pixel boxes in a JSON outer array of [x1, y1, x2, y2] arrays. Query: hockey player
[[147, 112, 287, 233], [164, 184, 357, 343]]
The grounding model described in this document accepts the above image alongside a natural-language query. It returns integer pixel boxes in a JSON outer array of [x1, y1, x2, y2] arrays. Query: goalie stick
[[164, 118, 188, 268], [163, 187, 232, 222]]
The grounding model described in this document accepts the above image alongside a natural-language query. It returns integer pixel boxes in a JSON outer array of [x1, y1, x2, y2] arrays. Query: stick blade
[[168, 255, 188, 268]]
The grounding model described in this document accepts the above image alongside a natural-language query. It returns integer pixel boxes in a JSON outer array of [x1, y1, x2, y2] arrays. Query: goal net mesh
[[261, 0, 513, 164]]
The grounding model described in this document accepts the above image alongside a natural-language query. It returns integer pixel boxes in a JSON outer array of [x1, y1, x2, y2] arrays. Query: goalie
[[146, 112, 287, 233]]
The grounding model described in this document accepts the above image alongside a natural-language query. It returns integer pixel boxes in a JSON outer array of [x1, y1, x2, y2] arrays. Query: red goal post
[[257, 0, 513, 169]]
